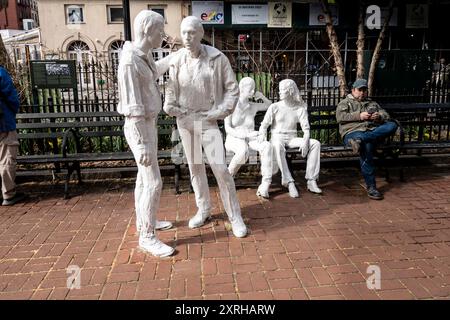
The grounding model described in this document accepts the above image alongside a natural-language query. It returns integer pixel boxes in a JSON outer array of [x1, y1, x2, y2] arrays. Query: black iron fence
[[16, 53, 450, 155]]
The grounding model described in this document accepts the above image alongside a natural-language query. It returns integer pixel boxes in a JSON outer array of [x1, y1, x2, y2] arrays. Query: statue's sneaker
[[307, 180, 323, 194], [256, 182, 270, 199], [155, 220, 173, 230], [230, 215, 248, 238], [288, 182, 299, 198], [139, 236, 174, 258], [188, 211, 211, 229], [136, 220, 173, 233]]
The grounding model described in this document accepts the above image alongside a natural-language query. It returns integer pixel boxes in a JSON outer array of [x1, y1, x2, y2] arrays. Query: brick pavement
[[1, 166, 450, 300]]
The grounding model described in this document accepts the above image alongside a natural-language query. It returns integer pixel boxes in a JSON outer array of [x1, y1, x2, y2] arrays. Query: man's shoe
[[288, 182, 299, 198], [139, 236, 174, 257], [256, 182, 270, 199], [367, 186, 384, 200], [188, 210, 211, 229], [307, 180, 323, 194], [155, 220, 173, 231], [348, 138, 361, 154], [230, 215, 247, 238], [2, 193, 27, 206]]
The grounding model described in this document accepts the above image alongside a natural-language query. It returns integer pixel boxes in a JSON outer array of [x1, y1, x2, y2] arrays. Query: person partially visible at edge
[[336, 78, 398, 200], [117, 10, 177, 258], [0, 66, 26, 206]]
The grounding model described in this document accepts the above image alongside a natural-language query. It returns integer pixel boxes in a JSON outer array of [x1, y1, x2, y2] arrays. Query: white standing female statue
[[164, 16, 247, 238], [117, 10, 176, 257], [258, 79, 323, 198], [224, 77, 276, 198]]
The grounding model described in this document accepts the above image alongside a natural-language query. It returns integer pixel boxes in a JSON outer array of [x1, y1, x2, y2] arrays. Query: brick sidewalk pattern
[[1, 167, 450, 300]]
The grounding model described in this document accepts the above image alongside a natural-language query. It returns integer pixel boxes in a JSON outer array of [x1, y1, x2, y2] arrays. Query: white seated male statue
[[224, 77, 277, 198], [117, 10, 176, 257], [164, 16, 247, 237], [258, 79, 322, 198]]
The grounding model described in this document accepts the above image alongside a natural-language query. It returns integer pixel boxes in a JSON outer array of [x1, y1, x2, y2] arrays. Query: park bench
[[240, 102, 450, 183], [16, 102, 450, 198], [16, 111, 180, 199]]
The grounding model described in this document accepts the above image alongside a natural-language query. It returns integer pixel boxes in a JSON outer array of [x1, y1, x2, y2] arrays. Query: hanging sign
[[309, 3, 339, 26], [232, 4, 268, 25], [268, 2, 292, 28], [192, 1, 224, 24]]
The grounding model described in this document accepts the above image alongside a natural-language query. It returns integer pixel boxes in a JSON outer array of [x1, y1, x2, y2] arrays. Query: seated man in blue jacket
[[0, 66, 26, 205]]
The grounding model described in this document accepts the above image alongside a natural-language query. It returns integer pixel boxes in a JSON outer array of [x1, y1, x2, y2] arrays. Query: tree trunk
[[368, 0, 394, 97], [320, 0, 347, 98], [356, 0, 366, 79]]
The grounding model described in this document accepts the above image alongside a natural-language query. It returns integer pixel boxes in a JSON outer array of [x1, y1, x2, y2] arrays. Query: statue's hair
[[239, 77, 255, 92], [180, 16, 204, 36], [133, 10, 164, 42], [280, 79, 304, 105]]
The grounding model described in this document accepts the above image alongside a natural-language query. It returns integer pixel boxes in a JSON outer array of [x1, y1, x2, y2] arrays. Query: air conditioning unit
[[23, 19, 35, 31]]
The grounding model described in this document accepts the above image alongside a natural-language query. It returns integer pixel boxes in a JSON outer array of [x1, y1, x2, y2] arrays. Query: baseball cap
[[352, 78, 368, 89]]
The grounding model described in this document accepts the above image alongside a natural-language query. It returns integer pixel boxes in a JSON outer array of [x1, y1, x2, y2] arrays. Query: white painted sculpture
[[117, 10, 175, 257], [224, 77, 277, 198], [258, 79, 322, 198], [164, 16, 247, 238]]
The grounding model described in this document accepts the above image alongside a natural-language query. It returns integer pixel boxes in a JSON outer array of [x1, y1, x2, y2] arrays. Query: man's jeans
[[343, 121, 398, 188]]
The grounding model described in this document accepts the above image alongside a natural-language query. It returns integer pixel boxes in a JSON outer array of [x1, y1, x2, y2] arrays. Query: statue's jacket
[[164, 45, 238, 129], [117, 41, 161, 119]]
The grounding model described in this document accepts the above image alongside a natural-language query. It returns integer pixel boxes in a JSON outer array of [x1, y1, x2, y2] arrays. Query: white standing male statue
[[164, 16, 247, 238], [117, 10, 176, 257], [224, 77, 276, 198], [259, 79, 323, 198]]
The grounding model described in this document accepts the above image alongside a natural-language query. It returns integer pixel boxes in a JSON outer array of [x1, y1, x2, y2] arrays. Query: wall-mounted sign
[[30, 60, 77, 89], [268, 1, 292, 28], [232, 4, 268, 25], [406, 4, 428, 28], [192, 1, 224, 24], [309, 3, 339, 26]]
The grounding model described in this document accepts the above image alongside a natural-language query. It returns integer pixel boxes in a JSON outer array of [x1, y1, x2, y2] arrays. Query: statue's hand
[[201, 109, 222, 121], [254, 91, 265, 101], [258, 133, 267, 143], [137, 144, 151, 166], [299, 139, 310, 158], [247, 131, 260, 139]]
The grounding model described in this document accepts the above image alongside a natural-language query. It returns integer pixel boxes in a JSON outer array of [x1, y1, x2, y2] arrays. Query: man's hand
[[201, 109, 223, 121], [137, 145, 151, 166], [299, 139, 310, 158], [370, 112, 381, 122], [360, 112, 371, 121]]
